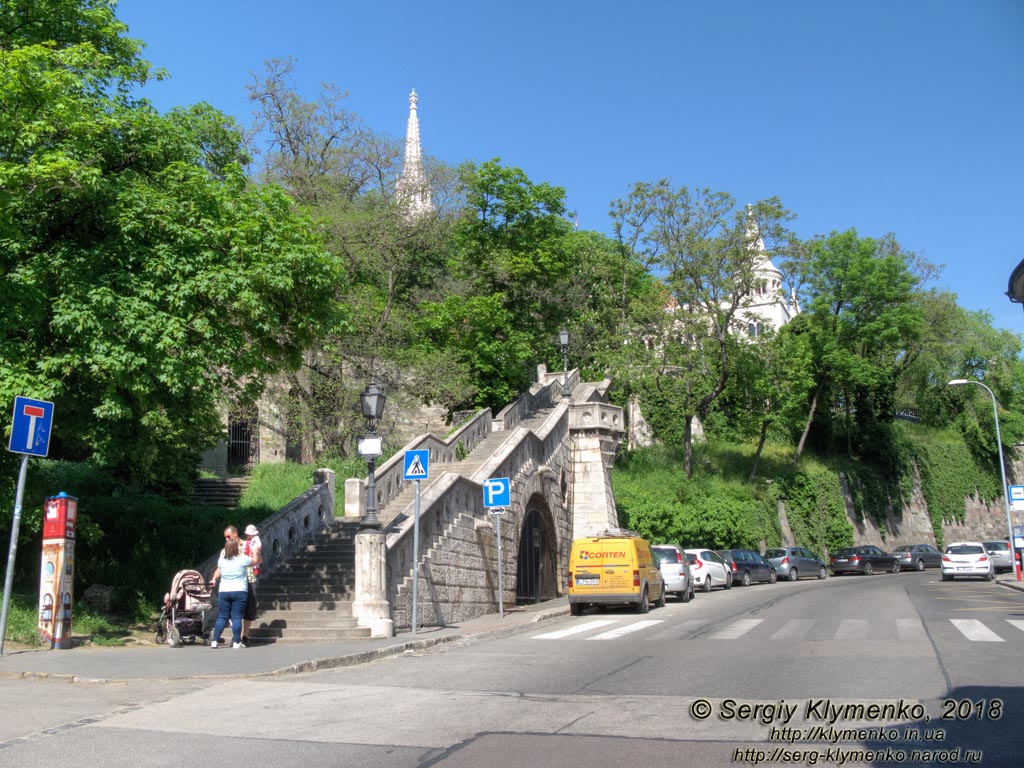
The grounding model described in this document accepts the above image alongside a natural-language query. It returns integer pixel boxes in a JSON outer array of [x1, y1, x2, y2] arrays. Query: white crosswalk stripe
[[950, 619, 1004, 642], [771, 619, 814, 640], [530, 617, 1024, 643], [531, 620, 617, 640], [707, 618, 763, 640], [896, 618, 928, 640], [587, 620, 664, 640]]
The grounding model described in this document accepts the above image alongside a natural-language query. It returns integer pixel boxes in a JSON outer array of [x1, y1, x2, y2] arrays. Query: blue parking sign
[[8, 397, 54, 458], [483, 477, 510, 508]]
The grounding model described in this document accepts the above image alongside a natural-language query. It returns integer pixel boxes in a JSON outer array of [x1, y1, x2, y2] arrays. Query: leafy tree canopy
[[1, 0, 339, 487]]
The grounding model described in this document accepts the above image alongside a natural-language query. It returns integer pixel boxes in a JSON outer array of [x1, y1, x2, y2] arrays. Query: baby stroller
[[155, 569, 214, 647]]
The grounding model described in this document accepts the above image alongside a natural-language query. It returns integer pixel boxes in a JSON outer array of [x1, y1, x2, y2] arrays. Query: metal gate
[[516, 508, 551, 605], [227, 405, 259, 472]]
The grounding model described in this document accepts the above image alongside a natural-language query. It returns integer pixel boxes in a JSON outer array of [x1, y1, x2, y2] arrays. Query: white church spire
[[396, 89, 433, 219]]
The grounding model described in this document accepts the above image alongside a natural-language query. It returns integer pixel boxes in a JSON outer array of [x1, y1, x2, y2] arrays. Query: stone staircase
[[248, 521, 371, 644], [192, 477, 251, 508]]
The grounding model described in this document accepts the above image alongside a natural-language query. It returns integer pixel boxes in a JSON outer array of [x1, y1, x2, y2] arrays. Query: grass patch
[[2, 592, 157, 649]]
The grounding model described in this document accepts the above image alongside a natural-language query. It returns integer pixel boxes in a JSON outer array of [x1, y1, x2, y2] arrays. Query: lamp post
[[948, 378, 1021, 581], [358, 378, 386, 530], [559, 329, 570, 399]]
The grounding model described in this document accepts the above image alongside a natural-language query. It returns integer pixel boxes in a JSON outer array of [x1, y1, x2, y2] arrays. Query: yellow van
[[568, 530, 666, 615]]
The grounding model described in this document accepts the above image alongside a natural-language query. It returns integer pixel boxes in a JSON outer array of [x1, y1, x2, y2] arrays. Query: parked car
[[982, 541, 1014, 573], [715, 548, 777, 586], [889, 543, 943, 571], [684, 548, 733, 592], [941, 542, 995, 581], [568, 531, 666, 615], [764, 547, 828, 581], [830, 545, 900, 575], [652, 544, 695, 602]]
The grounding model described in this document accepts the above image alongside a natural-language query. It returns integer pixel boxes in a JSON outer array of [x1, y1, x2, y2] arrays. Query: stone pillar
[[313, 468, 336, 518], [352, 531, 394, 638], [344, 477, 366, 520], [571, 433, 621, 540]]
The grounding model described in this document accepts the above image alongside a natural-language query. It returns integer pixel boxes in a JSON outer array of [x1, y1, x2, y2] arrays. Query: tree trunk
[[683, 415, 694, 479], [749, 419, 769, 481], [792, 384, 821, 467]]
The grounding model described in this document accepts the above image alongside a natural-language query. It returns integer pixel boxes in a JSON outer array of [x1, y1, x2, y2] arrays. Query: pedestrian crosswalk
[[530, 617, 1024, 643]]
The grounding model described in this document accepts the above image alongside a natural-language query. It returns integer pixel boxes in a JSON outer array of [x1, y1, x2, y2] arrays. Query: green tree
[[0, 0, 338, 486], [610, 181, 794, 476], [787, 230, 926, 466]]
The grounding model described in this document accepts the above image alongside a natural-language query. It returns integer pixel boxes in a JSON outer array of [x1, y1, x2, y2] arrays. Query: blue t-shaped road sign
[[8, 397, 54, 458]]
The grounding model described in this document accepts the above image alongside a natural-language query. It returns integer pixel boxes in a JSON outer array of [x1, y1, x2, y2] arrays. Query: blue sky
[[117, 0, 1024, 333]]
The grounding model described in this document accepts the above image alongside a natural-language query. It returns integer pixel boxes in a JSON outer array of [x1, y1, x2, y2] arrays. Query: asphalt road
[[2, 571, 1022, 767]]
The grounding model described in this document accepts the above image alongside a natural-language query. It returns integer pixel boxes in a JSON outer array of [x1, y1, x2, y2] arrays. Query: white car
[[652, 545, 695, 602], [941, 542, 995, 582], [684, 548, 733, 592]]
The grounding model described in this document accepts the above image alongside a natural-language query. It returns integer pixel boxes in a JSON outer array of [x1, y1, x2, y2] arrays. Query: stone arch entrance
[[516, 498, 558, 605]]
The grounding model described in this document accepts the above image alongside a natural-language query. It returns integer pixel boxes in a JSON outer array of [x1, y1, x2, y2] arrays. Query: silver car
[[764, 547, 828, 581], [652, 545, 695, 602], [982, 541, 1014, 573]]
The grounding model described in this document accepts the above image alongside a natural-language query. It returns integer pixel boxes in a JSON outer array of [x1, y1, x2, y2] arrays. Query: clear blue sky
[[117, 0, 1024, 333]]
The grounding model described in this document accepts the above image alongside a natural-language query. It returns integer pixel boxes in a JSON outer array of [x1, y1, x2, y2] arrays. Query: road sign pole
[[496, 511, 504, 619], [0, 455, 30, 655], [412, 478, 421, 635]]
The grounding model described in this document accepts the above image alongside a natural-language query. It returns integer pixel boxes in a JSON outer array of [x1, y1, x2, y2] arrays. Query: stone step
[[255, 595, 353, 609], [247, 626, 372, 643], [253, 614, 361, 629]]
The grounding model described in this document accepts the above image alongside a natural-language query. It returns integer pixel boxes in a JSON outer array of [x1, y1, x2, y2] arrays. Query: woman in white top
[[210, 532, 252, 648]]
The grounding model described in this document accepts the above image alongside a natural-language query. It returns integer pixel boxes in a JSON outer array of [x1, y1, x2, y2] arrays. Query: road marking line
[[950, 619, 1003, 642], [1007, 620, 1024, 634], [587, 620, 664, 640], [836, 619, 868, 639], [708, 618, 763, 639], [896, 619, 927, 640], [771, 619, 814, 640], [531, 620, 617, 639]]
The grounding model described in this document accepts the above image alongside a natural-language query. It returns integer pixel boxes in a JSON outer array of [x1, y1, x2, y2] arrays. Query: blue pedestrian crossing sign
[[8, 396, 54, 458], [483, 477, 511, 508], [403, 449, 429, 480]]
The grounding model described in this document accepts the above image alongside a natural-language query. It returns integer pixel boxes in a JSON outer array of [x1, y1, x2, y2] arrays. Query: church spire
[[396, 89, 433, 219]]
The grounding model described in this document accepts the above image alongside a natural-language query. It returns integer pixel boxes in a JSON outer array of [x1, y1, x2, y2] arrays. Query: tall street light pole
[[358, 379, 386, 530], [948, 378, 1021, 581], [559, 329, 570, 400]]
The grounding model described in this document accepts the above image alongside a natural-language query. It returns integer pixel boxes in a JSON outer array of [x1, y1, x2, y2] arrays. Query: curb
[[0, 604, 571, 684]]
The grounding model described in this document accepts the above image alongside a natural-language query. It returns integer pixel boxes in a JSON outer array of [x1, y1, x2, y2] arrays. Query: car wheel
[[768, 569, 777, 584], [679, 588, 690, 603], [863, 562, 874, 576], [636, 588, 649, 614], [741, 571, 751, 587], [788, 568, 798, 582], [915, 558, 925, 572], [702, 577, 712, 593], [570, 602, 584, 616], [724, 574, 732, 589], [656, 587, 666, 608], [891, 560, 901, 574]]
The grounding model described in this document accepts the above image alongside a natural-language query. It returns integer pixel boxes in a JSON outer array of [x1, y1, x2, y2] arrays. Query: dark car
[[715, 548, 777, 586], [889, 543, 943, 571], [830, 545, 900, 575], [764, 547, 828, 581]]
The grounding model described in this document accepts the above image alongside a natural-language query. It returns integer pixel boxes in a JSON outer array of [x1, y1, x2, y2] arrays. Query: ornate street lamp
[[358, 378, 386, 530], [559, 329, 570, 399], [948, 378, 1020, 581]]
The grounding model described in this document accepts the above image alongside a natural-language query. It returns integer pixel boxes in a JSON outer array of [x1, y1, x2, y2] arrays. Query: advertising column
[[39, 492, 76, 649]]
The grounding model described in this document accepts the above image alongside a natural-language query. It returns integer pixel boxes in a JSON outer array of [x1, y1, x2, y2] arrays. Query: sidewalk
[[0, 599, 570, 683]]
